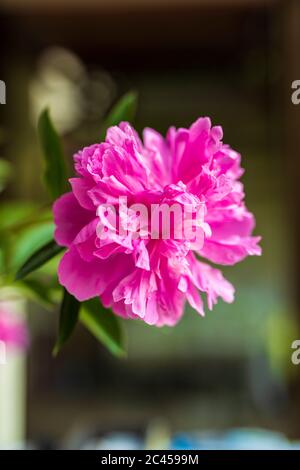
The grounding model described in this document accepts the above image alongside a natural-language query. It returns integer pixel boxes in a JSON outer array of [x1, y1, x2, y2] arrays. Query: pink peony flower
[[53, 118, 261, 326], [0, 307, 29, 351]]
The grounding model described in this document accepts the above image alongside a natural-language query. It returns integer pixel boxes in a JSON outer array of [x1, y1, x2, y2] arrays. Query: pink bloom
[[0, 307, 29, 351], [53, 118, 261, 326]]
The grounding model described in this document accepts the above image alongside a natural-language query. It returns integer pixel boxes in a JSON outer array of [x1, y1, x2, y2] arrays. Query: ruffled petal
[[53, 192, 94, 248], [188, 254, 235, 309], [200, 211, 262, 265], [58, 246, 133, 302]]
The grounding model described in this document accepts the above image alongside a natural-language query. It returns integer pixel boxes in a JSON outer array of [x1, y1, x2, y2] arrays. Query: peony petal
[[200, 211, 262, 265], [188, 254, 235, 309], [69, 177, 95, 210], [58, 246, 133, 301], [53, 192, 94, 248]]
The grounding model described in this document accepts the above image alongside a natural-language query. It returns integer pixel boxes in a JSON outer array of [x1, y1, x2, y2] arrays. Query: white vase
[[0, 290, 27, 449]]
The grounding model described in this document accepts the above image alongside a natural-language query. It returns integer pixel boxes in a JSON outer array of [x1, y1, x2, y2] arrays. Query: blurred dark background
[[1, 0, 300, 448]]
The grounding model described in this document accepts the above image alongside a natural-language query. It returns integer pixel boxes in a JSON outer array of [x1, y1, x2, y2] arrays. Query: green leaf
[[0, 158, 12, 192], [12, 221, 54, 269], [0, 202, 41, 233], [15, 238, 63, 281], [53, 289, 80, 356], [15, 278, 54, 309], [101, 91, 138, 140], [38, 109, 68, 199], [0, 233, 11, 277], [80, 298, 126, 358]]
